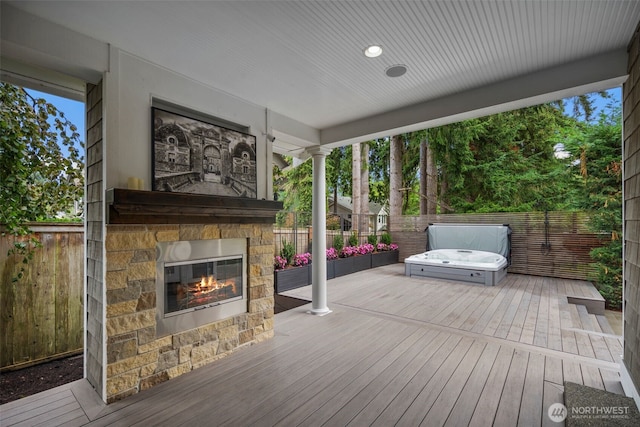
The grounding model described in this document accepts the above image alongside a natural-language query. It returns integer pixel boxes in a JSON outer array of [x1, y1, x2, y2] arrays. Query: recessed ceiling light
[[386, 64, 407, 77], [364, 45, 382, 58]]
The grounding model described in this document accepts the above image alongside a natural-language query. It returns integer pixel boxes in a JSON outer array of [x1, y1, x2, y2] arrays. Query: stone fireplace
[[104, 189, 282, 402]]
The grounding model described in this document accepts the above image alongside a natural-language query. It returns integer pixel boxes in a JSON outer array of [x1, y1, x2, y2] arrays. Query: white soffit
[[5, 1, 640, 146]]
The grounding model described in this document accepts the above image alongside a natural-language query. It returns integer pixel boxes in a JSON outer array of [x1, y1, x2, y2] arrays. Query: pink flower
[[274, 255, 287, 270], [326, 247, 339, 260], [340, 246, 357, 258], [358, 243, 374, 254], [292, 252, 312, 266], [375, 242, 398, 251]]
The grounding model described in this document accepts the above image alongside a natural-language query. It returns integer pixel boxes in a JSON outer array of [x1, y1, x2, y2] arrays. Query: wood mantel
[[106, 188, 283, 224]]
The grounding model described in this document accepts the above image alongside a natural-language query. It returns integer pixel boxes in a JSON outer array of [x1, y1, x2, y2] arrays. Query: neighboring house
[[327, 195, 388, 232], [272, 153, 288, 171]]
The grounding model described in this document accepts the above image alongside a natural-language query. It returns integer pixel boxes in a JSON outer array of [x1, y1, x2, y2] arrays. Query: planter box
[[333, 257, 355, 277], [274, 264, 311, 292], [274, 251, 399, 289], [371, 250, 399, 268], [352, 254, 372, 273], [326, 260, 336, 280], [333, 254, 372, 277]]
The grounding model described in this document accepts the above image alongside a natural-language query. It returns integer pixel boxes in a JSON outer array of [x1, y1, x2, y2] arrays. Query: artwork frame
[[151, 106, 257, 199]]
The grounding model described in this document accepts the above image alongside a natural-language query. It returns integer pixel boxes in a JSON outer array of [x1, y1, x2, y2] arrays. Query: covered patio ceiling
[[3, 1, 640, 154]]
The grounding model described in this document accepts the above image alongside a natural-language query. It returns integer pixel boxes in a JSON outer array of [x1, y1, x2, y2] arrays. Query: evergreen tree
[[563, 106, 623, 308]]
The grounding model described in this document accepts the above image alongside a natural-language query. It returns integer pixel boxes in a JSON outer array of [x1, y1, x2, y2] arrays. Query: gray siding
[[85, 81, 105, 399], [624, 22, 640, 391]]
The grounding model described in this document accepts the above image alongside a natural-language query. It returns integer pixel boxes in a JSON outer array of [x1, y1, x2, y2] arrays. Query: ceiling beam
[[320, 49, 628, 147]]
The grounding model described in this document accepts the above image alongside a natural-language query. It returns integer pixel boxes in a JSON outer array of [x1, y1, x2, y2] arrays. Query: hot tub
[[404, 249, 508, 286]]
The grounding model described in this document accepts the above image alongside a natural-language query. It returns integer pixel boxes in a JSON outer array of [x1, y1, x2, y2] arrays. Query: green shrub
[[367, 234, 378, 245], [380, 233, 392, 245], [348, 232, 359, 247], [280, 240, 295, 265], [333, 235, 344, 252], [590, 239, 622, 310]]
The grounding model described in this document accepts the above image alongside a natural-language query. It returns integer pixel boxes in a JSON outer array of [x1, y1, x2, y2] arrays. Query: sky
[[24, 88, 85, 158], [569, 86, 621, 120], [25, 86, 621, 159]]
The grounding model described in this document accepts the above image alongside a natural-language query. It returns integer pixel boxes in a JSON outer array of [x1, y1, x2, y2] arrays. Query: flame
[[194, 276, 235, 295]]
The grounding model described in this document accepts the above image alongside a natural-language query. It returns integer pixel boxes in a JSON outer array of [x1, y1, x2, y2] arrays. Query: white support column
[[307, 146, 333, 315]]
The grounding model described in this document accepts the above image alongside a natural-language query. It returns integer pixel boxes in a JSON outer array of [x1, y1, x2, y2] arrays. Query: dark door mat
[[274, 294, 311, 314], [564, 381, 640, 426]]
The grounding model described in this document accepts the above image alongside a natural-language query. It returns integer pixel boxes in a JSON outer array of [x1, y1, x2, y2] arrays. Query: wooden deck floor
[[0, 265, 623, 426]]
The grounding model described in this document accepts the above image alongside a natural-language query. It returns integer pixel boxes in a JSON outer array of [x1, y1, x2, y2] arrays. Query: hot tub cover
[[427, 224, 511, 261]]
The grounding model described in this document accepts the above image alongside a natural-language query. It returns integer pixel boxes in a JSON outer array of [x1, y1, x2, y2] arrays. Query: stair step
[[566, 295, 605, 315], [575, 304, 594, 331], [595, 315, 616, 335]]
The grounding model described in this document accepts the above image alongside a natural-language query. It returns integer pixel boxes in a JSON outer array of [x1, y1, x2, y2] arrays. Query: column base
[[308, 308, 332, 316]]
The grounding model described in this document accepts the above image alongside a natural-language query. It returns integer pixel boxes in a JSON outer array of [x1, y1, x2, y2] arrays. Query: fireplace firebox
[[164, 256, 243, 314], [156, 238, 247, 336]]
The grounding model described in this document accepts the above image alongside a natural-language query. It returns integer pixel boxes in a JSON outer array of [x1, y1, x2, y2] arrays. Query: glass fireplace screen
[[164, 256, 243, 315]]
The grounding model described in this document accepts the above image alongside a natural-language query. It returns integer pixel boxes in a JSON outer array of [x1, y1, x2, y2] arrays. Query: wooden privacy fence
[[0, 224, 84, 370], [391, 211, 606, 280]]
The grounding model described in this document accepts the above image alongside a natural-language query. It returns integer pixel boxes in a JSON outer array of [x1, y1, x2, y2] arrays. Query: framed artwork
[[151, 107, 257, 198]]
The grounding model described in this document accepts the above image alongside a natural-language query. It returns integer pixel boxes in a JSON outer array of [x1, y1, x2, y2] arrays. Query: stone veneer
[[104, 223, 274, 402]]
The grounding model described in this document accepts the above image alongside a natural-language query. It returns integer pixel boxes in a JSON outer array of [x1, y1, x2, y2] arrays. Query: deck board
[[505, 275, 534, 341], [442, 342, 501, 426], [392, 337, 478, 426], [582, 364, 605, 389], [420, 340, 487, 425], [545, 356, 564, 386], [259, 322, 417, 426], [563, 360, 584, 384], [597, 315, 616, 334], [1, 392, 80, 426], [297, 329, 437, 427], [575, 330, 596, 358], [547, 278, 564, 351], [601, 368, 626, 394], [459, 291, 498, 331], [467, 345, 515, 426], [369, 335, 469, 426], [345, 332, 454, 426], [482, 281, 520, 336], [493, 349, 529, 426], [0, 266, 624, 427], [561, 328, 579, 354], [541, 380, 565, 427], [520, 277, 543, 345], [518, 352, 546, 425], [469, 279, 516, 334], [534, 277, 551, 348], [235, 323, 409, 426], [495, 275, 528, 339]]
